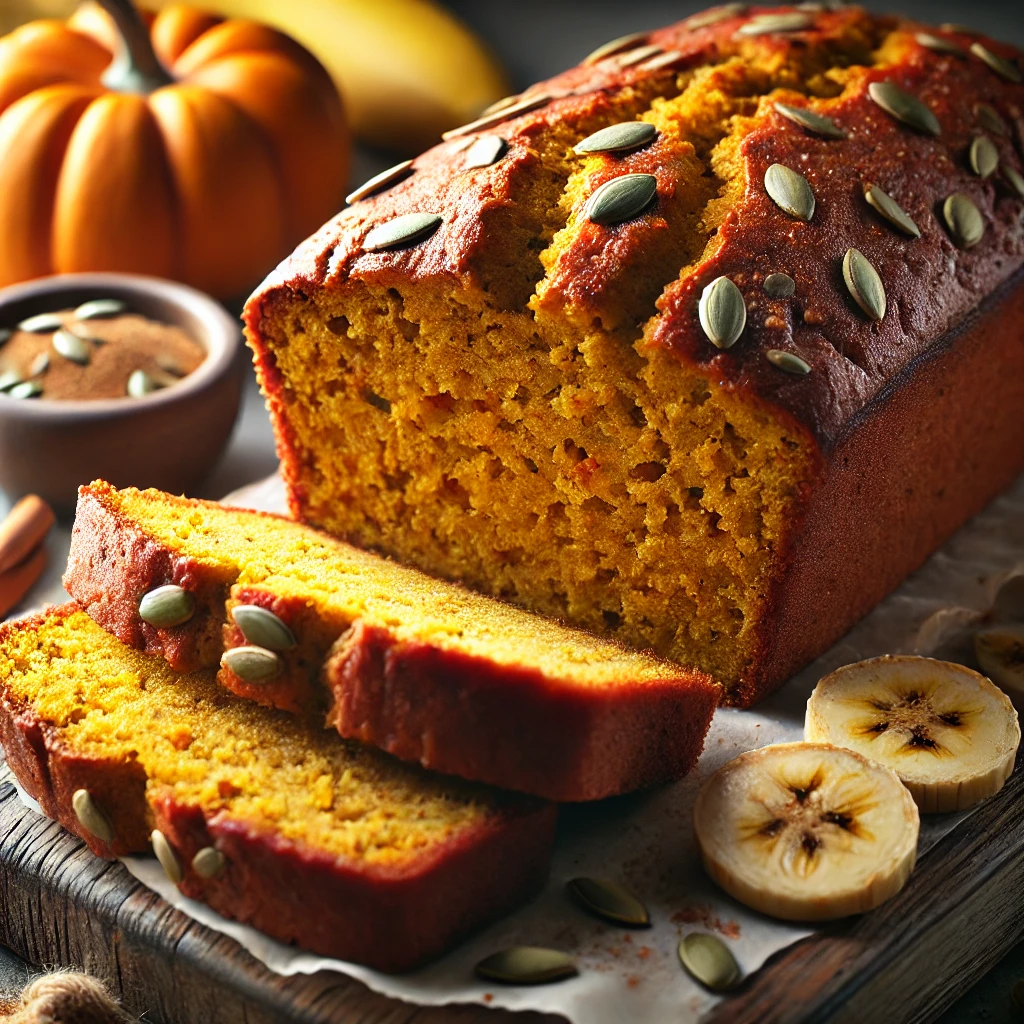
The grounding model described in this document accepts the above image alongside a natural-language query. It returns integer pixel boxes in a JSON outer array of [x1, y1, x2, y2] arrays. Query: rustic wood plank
[[4, 760, 1021, 1023]]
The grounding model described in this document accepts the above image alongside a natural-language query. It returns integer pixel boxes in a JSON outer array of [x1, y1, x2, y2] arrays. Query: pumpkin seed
[[686, 4, 746, 29], [970, 42, 1022, 83], [699, 276, 746, 350], [764, 163, 815, 221], [29, 352, 49, 377], [764, 273, 796, 298], [363, 213, 442, 252], [192, 846, 226, 879], [151, 829, 182, 884], [915, 33, 964, 56], [442, 93, 551, 139], [475, 947, 578, 985], [464, 135, 508, 169], [8, 381, 41, 399], [585, 173, 658, 225], [773, 102, 845, 139], [345, 160, 414, 205], [678, 933, 741, 992], [616, 45, 663, 68], [53, 329, 91, 366], [639, 50, 687, 72], [864, 184, 921, 238], [574, 121, 658, 155], [974, 103, 1008, 136], [867, 81, 941, 136], [582, 32, 647, 65], [736, 12, 813, 37], [1004, 165, 1024, 200], [126, 370, 163, 398], [17, 313, 63, 333], [72, 789, 113, 844], [0, 329, 11, 345], [231, 604, 297, 651], [940, 23, 977, 35], [566, 877, 650, 926], [970, 135, 999, 179], [222, 645, 281, 683], [74, 299, 126, 320], [943, 193, 985, 248], [139, 584, 195, 628], [843, 247, 887, 321], [766, 349, 812, 375], [479, 94, 519, 117], [0, 370, 23, 391]]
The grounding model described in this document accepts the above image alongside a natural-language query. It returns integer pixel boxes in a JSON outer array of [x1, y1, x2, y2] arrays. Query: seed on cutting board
[[127, 370, 163, 398], [151, 829, 182, 884], [574, 121, 657, 155], [72, 788, 113, 844], [585, 173, 658, 225], [915, 33, 965, 56], [464, 135, 508, 169], [943, 193, 985, 249], [678, 933, 741, 992], [74, 298, 126, 320], [970, 42, 1023, 83], [1005, 166, 1024, 200], [139, 584, 195, 628], [766, 349, 812, 375], [474, 947, 578, 985], [17, 312, 63, 333], [231, 604, 297, 651], [345, 160, 414, 205], [867, 81, 941, 136], [736, 12, 812, 37], [221, 645, 282, 683], [8, 381, 41, 399], [29, 352, 49, 377], [686, 4, 746, 30], [864, 184, 921, 238], [773, 102, 845, 138], [582, 31, 647, 65], [843, 247, 887, 321], [764, 163, 815, 221], [975, 103, 1008, 136], [764, 273, 796, 298], [566, 877, 650, 926], [363, 213, 442, 252], [969, 136, 999, 179], [192, 847, 226, 879], [699, 276, 746, 349], [53, 329, 91, 366]]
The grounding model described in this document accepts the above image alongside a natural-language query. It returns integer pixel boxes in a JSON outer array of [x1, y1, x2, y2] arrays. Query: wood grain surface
[[1, 758, 1020, 1023]]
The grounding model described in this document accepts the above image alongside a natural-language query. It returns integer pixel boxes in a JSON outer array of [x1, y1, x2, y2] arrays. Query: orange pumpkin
[[0, 0, 349, 300]]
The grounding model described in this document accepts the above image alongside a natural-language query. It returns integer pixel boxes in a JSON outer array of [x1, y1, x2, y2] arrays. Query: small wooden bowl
[[0, 273, 243, 516]]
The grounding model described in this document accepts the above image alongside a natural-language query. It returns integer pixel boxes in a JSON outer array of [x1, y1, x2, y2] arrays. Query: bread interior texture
[[253, 19, 894, 694]]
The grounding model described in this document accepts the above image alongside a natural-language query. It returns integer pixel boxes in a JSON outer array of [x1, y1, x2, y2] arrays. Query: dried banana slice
[[693, 742, 918, 921], [974, 625, 1024, 701], [806, 655, 1020, 813]]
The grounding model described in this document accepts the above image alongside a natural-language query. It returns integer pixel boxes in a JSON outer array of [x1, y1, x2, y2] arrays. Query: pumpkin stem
[[95, 0, 174, 94]]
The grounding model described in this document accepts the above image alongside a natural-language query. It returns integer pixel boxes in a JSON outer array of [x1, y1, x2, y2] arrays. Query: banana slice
[[974, 625, 1024, 702], [693, 742, 918, 921], [805, 655, 1020, 813]]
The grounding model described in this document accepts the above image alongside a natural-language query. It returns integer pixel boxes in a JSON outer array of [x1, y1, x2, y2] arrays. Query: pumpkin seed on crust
[[686, 4, 746, 30], [221, 645, 281, 683], [766, 349, 812, 375], [231, 604, 297, 651], [843, 247, 887, 321], [193, 847, 227, 879], [763, 273, 796, 298], [74, 299, 126, 320], [764, 163, 815, 221], [699, 276, 746, 350], [139, 585, 195, 628], [974, 103, 1008, 136], [72, 789, 113, 843], [584, 173, 658, 225], [363, 213, 442, 253], [346, 160, 414, 205], [736, 12, 813, 37], [17, 313, 63, 334], [970, 42, 1022, 83], [864, 184, 921, 238], [942, 193, 985, 248], [1004, 165, 1024, 200], [574, 121, 657, 155], [582, 32, 647, 66], [442, 93, 551, 140], [464, 135, 508, 169], [867, 81, 941, 136], [969, 135, 999, 179], [616, 45, 663, 68], [773, 102, 845, 139], [151, 829, 182, 884], [915, 33, 965, 56]]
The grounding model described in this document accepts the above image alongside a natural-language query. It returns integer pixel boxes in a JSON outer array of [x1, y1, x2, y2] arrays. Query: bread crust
[[0, 607, 558, 973], [64, 483, 718, 800]]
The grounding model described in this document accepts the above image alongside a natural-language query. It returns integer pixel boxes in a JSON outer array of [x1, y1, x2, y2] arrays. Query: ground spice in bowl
[[0, 299, 205, 401]]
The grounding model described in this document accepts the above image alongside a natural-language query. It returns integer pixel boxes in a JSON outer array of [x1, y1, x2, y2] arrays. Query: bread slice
[[0, 605, 556, 972], [64, 481, 718, 802]]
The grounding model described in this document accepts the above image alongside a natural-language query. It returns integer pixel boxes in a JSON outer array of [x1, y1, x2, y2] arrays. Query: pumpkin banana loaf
[[0, 606, 556, 972], [63, 481, 718, 802], [243, 4, 1024, 707]]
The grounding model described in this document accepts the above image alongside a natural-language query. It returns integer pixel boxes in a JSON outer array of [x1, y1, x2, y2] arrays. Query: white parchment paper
[[6, 470, 1024, 1022]]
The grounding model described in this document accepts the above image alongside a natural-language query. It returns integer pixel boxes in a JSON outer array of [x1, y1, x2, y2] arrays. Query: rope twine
[[1, 971, 135, 1024]]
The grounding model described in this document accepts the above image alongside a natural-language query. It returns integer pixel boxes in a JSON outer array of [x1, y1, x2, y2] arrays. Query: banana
[[145, 0, 510, 153], [693, 742, 918, 921], [974, 625, 1024, 703], [805, 655, 1020, 813]]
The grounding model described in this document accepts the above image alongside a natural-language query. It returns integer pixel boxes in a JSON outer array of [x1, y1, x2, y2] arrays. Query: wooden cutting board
[[1, 756, 1021, 1024]]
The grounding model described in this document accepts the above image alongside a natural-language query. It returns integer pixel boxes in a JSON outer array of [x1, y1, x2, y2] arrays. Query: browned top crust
[[245, 4, 1024, 451]]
